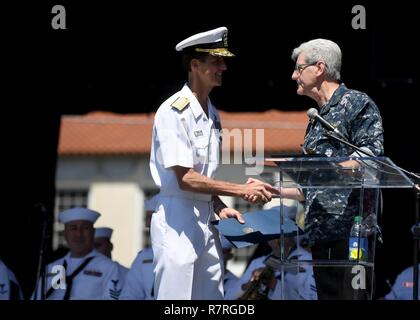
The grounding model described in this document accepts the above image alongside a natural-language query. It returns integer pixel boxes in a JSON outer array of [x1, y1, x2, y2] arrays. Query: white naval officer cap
[[175, 26, 235, 57], [58, 207, 100, 224], [94, 227, 113, 239]]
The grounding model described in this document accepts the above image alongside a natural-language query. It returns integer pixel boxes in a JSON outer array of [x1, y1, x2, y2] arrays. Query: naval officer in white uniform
[[32, 207, 123, 300], [149, 26, 277, 300]]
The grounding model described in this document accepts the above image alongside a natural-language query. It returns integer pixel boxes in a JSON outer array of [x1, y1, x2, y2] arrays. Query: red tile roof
[[58, 110, 308, 156]]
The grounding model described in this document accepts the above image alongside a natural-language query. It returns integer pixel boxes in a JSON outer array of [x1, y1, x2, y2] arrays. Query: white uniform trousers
[[151, 195, 224, 300]]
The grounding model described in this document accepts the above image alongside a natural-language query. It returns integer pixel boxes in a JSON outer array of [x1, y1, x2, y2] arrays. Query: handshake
[[217, 178, 280, 224], [242, 178, 279, 204]]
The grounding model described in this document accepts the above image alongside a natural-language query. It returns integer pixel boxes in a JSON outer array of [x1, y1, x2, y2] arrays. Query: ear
[[190, 58, 200, 71], [316, 61, 327, 77]]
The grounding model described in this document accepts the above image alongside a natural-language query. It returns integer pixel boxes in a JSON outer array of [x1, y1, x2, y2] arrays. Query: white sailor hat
[[175, 26, 235, 57], [144, 194, 159, 212], [94, 227, 113, 239], [58, 207, 100, 224]]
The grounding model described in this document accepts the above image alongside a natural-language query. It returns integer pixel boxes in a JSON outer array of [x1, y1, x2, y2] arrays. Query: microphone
[[307, 108, 345, 138]]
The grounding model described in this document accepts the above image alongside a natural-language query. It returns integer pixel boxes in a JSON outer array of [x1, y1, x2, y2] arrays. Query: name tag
[[194, 130, 203, 137], [84, 270, 103, 277], [142, 259, 153, 264]]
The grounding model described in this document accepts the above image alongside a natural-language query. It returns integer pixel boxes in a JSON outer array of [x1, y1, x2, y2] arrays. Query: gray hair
[[291, 39, 342, 81]]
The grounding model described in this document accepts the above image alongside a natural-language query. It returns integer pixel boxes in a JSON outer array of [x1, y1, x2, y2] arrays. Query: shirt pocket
[[192, 134, 210, 162]]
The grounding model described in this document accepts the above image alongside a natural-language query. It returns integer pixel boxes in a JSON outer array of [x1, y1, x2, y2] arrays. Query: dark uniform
[[303, 83, 384, 244], [302, 83, 384, 299]]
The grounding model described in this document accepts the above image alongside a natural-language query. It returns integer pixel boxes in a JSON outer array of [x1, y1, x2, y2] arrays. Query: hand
[[246, 178, 280, 194], [242, 178, 279, 204], [251, 268, 276, 289], [338, 159, 361, 170], [241, 267, 276, 291], [218, 207, 245, 224]]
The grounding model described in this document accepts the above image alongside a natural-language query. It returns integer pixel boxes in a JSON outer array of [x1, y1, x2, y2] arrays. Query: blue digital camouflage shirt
[[302, 83, 384, 244]]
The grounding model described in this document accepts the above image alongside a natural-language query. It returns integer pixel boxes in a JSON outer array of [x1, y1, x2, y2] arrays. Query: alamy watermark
[[351, 265, 366, 290], [352, 5, 366, 30], [51, 265, 66, 289], [51, 5, 66, 30], [154, 127, 265, 175]]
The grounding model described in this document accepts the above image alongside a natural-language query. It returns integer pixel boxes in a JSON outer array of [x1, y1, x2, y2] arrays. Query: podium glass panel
[[262, 156, 413, 300]]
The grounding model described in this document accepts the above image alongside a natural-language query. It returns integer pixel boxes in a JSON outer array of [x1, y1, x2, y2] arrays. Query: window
[[53, 189, 89, 250]]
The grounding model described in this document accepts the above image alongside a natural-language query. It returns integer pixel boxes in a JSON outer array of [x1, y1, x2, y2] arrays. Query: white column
[[88, 182, 143, 267]]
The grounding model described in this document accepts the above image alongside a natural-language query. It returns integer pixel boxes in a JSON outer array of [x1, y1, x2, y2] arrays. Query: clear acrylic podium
[[262, 156, 414, 300]]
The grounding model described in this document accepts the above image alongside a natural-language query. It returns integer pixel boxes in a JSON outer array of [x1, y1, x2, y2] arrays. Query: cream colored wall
[[88, 182, 143, 268]]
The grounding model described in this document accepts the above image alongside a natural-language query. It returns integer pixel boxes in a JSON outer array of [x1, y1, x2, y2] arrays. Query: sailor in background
[[32, 207, 123, 300], [0, 259, 24, 300], [225, 235, 317, 300], [120, 195, 158, 299], [224, 200, 317, 300], [267, 234, 317, 300], [384, 264, 420, 300], [94, 227, 129, 279], [384, 223, 420, 300]]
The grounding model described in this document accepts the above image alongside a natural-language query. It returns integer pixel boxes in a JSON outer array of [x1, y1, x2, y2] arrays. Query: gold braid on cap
[[194, 48, 235, 57]]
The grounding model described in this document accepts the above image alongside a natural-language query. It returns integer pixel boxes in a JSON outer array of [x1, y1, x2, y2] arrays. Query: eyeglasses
[[294, 61, 318, 74]]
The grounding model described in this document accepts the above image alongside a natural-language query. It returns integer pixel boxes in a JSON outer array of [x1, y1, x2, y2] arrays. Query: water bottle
[[348, 216, 368, 261]]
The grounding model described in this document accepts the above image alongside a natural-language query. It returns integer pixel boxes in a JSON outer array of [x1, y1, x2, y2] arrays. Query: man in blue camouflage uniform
[[289, 39, 384, 299]]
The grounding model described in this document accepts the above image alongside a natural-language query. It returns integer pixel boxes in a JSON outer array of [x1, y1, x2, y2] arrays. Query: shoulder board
[[171, 97, 190, 112]]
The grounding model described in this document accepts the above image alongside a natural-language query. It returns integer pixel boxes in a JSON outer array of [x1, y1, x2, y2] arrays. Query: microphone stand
[[326, 131, 420, 300], [33, 203, 51, 300], [325, 132, 420, 181]]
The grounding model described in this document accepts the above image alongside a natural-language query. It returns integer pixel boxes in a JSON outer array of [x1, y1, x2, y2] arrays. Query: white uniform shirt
[[385, 264, 420, 300], [0, 259, 23, 300], [32, 250, 123, 300], [116, 262, 129, 280], [269, 248, 318, 300], [150, 83, 222, 201], [120, 247, 154, 300]]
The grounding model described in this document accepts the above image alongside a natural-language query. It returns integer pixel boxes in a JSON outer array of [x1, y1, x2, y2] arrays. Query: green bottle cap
[[354, 216, 362, 223]]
